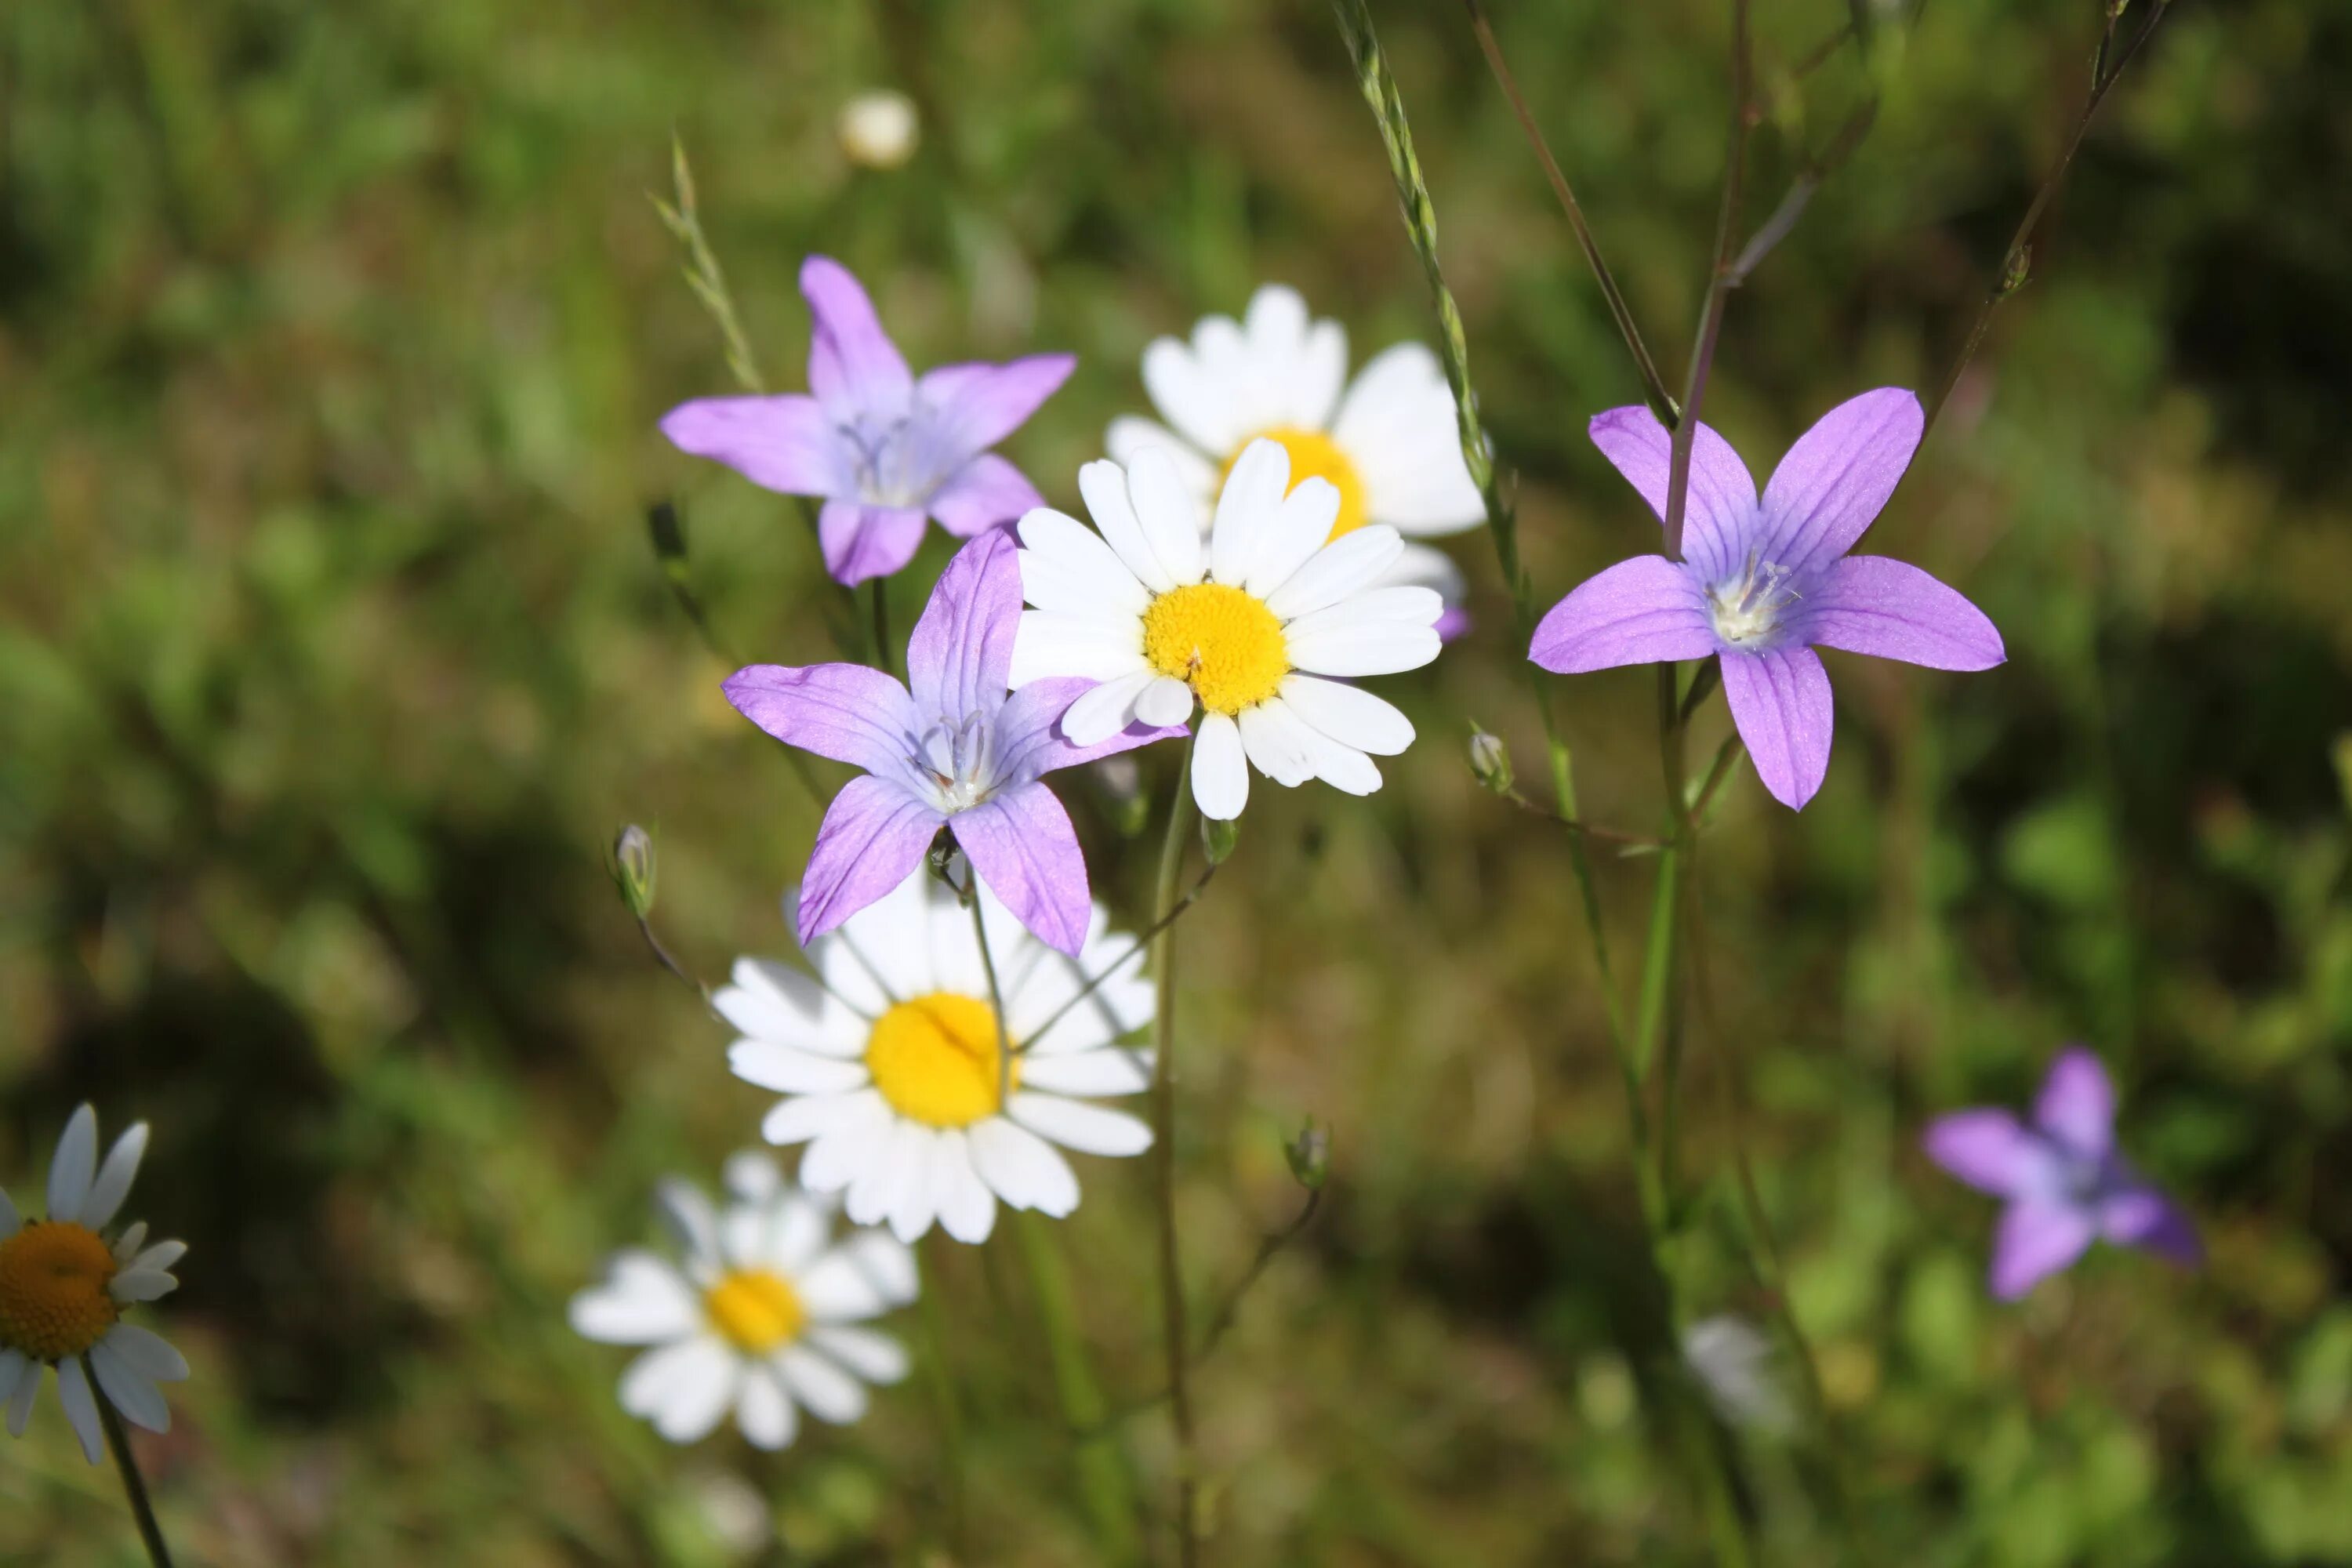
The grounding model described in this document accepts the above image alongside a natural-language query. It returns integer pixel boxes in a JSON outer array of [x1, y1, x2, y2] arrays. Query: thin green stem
[[913, 1239, 969, 1550], [1458, 0, 1678, 426], [1918, 0, 2174, 441], [1149, 744, 1202, 1567], [1014, 1212, 1140, 1561], [97, 1391, 174, 1568], [1661, 0, 1753, 559], [1018, 861, 1221, 1054], [1330, 0, 1625, 1047], [651, 134, 766, 394]]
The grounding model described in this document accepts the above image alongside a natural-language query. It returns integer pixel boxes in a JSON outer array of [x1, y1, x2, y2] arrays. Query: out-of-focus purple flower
[[1529, 389, 2004, 808], [662, 256, 1073, 586], [722, 531, 1181, 955], [1924, 1046, 2201, 1301]]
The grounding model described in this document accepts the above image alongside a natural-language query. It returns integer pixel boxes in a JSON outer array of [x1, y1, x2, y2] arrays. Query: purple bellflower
[[1925, 1047, 2202, 1301], [723, 530, 1181, 956], [1530, 389, 2005, 808], [662, 256, 1074, 586]]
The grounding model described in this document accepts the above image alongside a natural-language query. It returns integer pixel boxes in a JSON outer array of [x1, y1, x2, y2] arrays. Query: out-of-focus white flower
[[1682, 1315, 1795, 1435], [837, 90, 920, 170]]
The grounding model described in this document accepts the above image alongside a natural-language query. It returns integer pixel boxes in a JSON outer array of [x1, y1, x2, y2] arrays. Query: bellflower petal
[[2099, 1185, 2203, 1267], [918, 356, 1077, 456], [950, 783, 1091, 956], [2033, 1047, 2116, 1162], [1922, 1110, 2057, 1200], [803, 256, 912, 419], [820, 499, 929, 586], [1719, 646, 1835, 809], [723, 663, 920, 776], [1528, 556, 1717, 673], [1586, 406, 1759, 581], [908, 532, 1020, 722], [797, 777, 946, 943], [1758, 387, 1922, 572], [659, 394, 850, 497], [1802, 556, 2006, 671], [928, 456, 1045, 537], [1988, 1203, 2096, 1301]]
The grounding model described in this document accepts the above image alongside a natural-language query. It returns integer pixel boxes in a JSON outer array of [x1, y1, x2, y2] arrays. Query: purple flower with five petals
[[723, 530, 1181, 956], [1925, 1047, 2201, 1301], [662, 256, 1075, 586], [1530, 389, 2005, 808]]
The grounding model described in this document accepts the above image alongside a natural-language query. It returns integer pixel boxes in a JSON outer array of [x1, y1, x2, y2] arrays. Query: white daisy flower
[[1010, 441, 1443, 819], [721, 869, 1156, 1244], [1106, 282, 1484, 627], [569, 1151, 916, 1449], [0, 1106, 191, 1465]]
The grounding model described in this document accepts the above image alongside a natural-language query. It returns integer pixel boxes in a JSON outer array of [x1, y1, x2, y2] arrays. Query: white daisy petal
[[55, 1356, 103, 1465], [736, 1365, 797, 1450], [79, 1123, 147, 1232], [807, 1325, 910, 1385], [1238, 702, 1316, 787], [967, 1118, 1082, 1216], [1242, 477, 1345, 600], [1010, 611, 1149, 688], [1292, 318, 1351, 430], [1191, 712, 1250, 819], [1266, 697, 1384, 793], [630, 1338, 740, 1444], [1281, 586, 1446, 641], [1127, 448, 1205, 587], [655, 1179, 723, 1266], [89, 1324, 187, 1385], [1141, 336, 1243, 456], [47, 1106, 98, 1226], [1285, 621, 1442, 679], [1264, 527, 1406, 622], [842, 1231, 920, 1310], [764, 1093, 852, 1147], [800, 1091, 892, 1193], [931, 1134, 997, 1245], [108, 1269, 180, 1304], [0, 1352, 27, 1411], [777, 1345, 869, 1425], [1332, 342, 1486, 534], [1078, 458, 1180, 594], [716, 960, 861, 1057], [1062, 670, 1154, 746], [1017, 1048, 1153, 1098], [724, 1152, 782, 1203], [572, 1250, 702, 1345], [1105, 416, 1219, 506], [126, 1240, 187, 1276], [111, 1223, 147, 1264], [6, 1359, 40, 1436], [1210, 437, 1290, 586], [1007, 1093, 1156, 1156], [1134, 675, 1196, 728], [1016, 508, 1154, 619], [885, 1128, 943, 1243], [1278, 674, 1415, 755], [768, 1195, 833, 1273], [846, 1118, 924, 1232], [89, 1339, 169, 1435], [730, 1040, 871, 1097]]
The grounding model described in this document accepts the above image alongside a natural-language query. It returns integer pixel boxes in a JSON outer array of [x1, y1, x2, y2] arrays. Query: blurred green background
[[4, 0, 2349, 1562]]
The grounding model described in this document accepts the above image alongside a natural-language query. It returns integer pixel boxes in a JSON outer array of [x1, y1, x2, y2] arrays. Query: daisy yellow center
[[1224, 426, 1370, 540], [0, 1221, 119, 1362], [1143, 583, 1289, 716], [702, 1269, 806, 1355], [866, 993, 1013, 1129]]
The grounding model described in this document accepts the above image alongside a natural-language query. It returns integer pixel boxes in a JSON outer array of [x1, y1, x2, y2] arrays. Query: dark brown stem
[[98, 1393, 175, 1568]]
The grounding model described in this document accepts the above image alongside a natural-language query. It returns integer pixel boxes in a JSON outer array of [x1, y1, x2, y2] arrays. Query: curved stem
[[1149, 743, 1202, 1567], [97, 1392, 175, 1568], [1662, 0, 1753, 558], [1014, 1212, 1139, 1560]]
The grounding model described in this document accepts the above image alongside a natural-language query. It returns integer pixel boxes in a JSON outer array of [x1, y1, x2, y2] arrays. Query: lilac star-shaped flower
[[662, 256, 1074, 586], [1529, 388, 2005, 808], [1925, 1047, 2202, 1301], [723, 530, 1182, 955]]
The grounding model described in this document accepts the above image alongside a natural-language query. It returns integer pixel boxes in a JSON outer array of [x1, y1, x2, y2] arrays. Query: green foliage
[[3, 0, 2349, 1562]]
